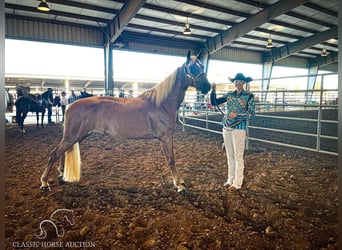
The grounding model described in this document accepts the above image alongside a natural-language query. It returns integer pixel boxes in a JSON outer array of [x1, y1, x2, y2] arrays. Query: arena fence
[[178, 74, 338, 156]]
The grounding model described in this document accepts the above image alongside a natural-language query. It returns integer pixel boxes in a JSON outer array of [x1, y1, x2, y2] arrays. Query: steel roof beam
[[135, 14, 223, 34], [5, 3, 110, 24], [84, 80, 93, 89], [309, 52, 338, 68], [108, 0, 146, 43], [35, 0, 117, 14], [239, 0, 337, 26], [142, 3, 235, 27], [5, 14, 101, 30], [174, 0, 250, 18], [263, 26, 338, 63], [206, 0, 309, 54]]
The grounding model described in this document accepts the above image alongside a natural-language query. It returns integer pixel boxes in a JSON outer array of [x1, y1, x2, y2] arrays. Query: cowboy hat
[[229, 73, 253, 83]]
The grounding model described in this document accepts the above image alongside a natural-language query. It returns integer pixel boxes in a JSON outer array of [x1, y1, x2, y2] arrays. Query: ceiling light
[[37, 0, 50, 12], [321, 48, 327, 57], [183, 17, 191, 35], [266, 35, 273, 48], [327, 38, 337, 44]]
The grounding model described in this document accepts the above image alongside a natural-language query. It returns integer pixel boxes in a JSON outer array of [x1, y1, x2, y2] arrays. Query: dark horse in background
[[40, 51, 211, 195], [79, 90, 94, 99], [15, 91, 61, 132]]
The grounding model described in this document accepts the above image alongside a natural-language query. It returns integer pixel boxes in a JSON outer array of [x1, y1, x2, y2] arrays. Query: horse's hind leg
[[57, 154, 65, 185], [40, 139, 75, 191], [21, 112, 28, 132]]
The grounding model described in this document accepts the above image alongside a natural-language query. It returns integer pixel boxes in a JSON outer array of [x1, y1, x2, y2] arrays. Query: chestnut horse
[[40, 51, 211, 194]]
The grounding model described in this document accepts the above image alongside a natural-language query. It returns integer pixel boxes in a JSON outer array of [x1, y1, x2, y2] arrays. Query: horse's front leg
[[160, 134, 187, 195], [21, 112, 27, 133], [16, 115, 22, 130], [36, 112, 40, 128], [41, 111, 45, 128]]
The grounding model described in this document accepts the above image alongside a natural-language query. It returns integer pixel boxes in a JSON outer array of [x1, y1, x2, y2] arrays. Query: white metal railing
[[178, 89, 338, 156]]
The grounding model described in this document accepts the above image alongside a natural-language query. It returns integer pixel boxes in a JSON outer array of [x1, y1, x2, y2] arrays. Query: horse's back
[[68, 96, 140, 108], [15, 95, 46, 112], [15, 95, 30, 106], [64, 95, 158, 139]]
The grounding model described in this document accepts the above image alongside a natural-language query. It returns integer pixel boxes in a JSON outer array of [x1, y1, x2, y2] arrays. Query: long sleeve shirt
[[211, 90, 255, 130], [68, 95, 78, 104], [60, 96, 68, 106]]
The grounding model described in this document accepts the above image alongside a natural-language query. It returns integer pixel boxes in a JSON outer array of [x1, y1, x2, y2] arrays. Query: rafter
[[264, 26, 338, 63], [108, 0, 146, 43], [205, 0, 309, 54]]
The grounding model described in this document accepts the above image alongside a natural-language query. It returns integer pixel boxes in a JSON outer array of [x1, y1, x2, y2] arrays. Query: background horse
[[79, 91, 94, 99], [5, 89, 14, 113], [52, 95, 61, 107], [15, 94, 48, 132], [40, 51, 211, 195], [15, 91, 61, 132]]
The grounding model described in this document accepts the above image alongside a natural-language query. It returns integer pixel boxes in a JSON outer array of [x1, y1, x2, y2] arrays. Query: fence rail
[[178, 88, 338, 156]]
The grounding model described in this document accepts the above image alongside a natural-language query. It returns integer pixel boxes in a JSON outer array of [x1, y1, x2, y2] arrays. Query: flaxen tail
[[63, 143, 81, 182]]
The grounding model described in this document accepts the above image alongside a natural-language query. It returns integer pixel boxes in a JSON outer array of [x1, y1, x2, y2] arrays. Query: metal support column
[[261, 60, 273, 102], [200, 49, 210, 74], [104, 41, 114, 96], [306, 65, 318, 103]]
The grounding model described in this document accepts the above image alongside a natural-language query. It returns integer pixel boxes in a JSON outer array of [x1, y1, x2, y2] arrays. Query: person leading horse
[[42, 88, 54, 124]]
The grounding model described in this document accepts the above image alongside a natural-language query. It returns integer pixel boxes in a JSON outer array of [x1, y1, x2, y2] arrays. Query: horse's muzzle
[[197, 77, 211, 94]]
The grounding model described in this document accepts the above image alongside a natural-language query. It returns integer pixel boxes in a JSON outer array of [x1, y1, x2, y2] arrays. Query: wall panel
[[5, 17, 103, 47]]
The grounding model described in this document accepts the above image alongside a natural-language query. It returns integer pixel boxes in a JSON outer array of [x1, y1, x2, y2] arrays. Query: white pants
[[222, 128, 246, 188]]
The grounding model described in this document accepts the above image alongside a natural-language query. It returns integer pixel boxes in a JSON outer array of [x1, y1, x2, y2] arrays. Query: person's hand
[[228, 112, 237, 120]]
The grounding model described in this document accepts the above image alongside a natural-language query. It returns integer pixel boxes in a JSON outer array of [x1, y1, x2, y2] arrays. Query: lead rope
[[212, 90, 226, 116]]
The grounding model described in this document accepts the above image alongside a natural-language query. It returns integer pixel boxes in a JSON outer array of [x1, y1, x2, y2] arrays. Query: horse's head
[[184, 51, 211, 94], [53, 96, 61, 107]]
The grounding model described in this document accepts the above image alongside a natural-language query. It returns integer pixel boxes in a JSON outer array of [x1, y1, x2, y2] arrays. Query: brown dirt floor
[[5, 121, 337, 249]]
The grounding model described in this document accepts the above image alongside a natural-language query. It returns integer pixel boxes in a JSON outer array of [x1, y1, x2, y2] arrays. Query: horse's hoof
[[178, 188, 191, 197], [57, 176, 65, 185], [40, 186, 51, 191]]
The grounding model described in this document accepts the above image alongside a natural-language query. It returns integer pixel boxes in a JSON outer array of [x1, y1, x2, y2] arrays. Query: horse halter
[[184, 59, 206, 82]]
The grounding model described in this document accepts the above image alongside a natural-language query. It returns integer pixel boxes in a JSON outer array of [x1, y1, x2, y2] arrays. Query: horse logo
[[34, 209, 75, 239]]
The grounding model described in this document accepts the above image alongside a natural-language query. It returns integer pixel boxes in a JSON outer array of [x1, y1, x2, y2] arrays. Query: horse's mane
[[138, 67, 179, 107]]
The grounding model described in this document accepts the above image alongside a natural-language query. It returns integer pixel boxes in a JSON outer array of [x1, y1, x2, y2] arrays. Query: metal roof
[[5, 0, 339, 92]]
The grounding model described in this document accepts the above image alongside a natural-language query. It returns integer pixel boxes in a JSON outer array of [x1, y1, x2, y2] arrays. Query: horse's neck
[[42, 92, 50, 100], [160, 67, 188, 112], [28, 94, 38, 102]]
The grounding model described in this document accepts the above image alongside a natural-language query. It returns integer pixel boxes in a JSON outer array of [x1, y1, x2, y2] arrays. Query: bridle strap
[[183, 63, 206, 82], [186, 71, 206, 81]]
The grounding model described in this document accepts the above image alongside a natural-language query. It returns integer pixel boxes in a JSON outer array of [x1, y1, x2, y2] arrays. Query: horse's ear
[[197, 52, 202, 60], [186, 50, 191, 63]]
